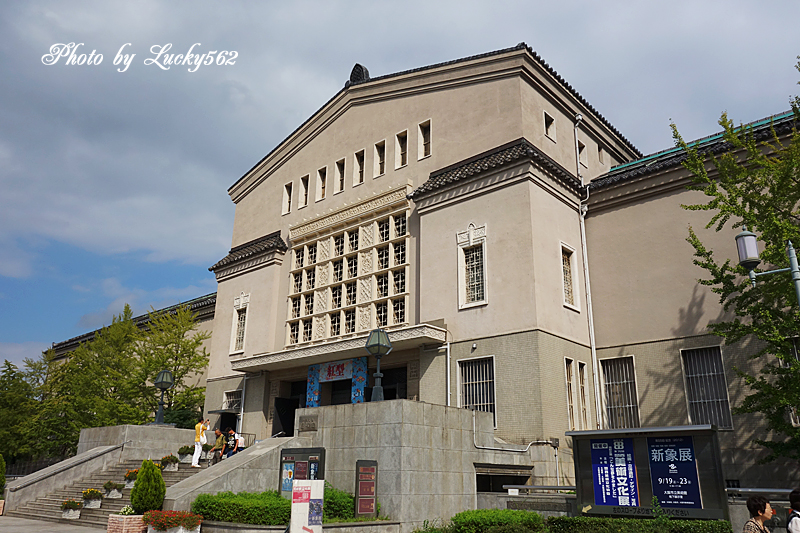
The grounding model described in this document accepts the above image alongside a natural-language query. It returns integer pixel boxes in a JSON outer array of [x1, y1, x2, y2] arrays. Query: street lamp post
[[735, 227, 800, 308], [153, 369, 174, 425], [365, 328, 393, 402]]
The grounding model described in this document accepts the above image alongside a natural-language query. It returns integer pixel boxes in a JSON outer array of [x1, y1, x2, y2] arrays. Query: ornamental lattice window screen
[[459, 357, 496, 426], [562, 248, 574, 306], [566, 358, 575, 431], [234, 308, 246, 351], [601, 357, 640, 429], [464, 245, 485, 303], [682, 347, 733, 429]]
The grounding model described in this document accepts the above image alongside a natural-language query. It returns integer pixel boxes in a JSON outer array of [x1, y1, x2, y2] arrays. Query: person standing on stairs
[[192, 417, 209, 468]]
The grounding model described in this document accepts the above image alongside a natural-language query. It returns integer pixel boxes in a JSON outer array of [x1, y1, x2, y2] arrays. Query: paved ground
[[0, 515, 99, 532]]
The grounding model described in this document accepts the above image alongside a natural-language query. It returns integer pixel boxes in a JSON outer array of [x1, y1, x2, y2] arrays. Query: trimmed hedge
[[191, 491, 290, 526], [546, 517, 732, 533], [450, 510, 546, 533], [324, 482, 354, 521]]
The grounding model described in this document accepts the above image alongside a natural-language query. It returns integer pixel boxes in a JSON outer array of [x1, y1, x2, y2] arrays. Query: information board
[[590, 437, 639, 507], [647, 436, 702, 508], [280, 448, 325, 500], [354, 460, 378, 518]]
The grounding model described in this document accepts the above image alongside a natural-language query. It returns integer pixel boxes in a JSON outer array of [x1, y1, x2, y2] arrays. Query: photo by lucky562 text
[[41, 42, 237, 72]]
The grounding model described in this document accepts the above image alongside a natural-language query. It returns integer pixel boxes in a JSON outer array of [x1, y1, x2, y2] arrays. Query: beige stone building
[[192, 43, 798, 489]]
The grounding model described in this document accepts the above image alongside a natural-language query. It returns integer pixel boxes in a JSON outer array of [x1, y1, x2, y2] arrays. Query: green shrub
[[413, 519, 454, 533], [0, 452, 5, 495], [546, 517, 733, 533], [324, 482, 355, 521], [104, 481, 125, 492], [161, 454, 179, 465], [486, 524, 536, 533], [450, 510, 546, 533], [130, 459, 166, 514], [177, 445, 194, 455], [191, 491, 290, 525], [202, 443, 213, 452]]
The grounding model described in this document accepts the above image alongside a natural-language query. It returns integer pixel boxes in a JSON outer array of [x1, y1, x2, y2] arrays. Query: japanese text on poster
[[647, 436, 702, 508], [591, 438, 639, 507]]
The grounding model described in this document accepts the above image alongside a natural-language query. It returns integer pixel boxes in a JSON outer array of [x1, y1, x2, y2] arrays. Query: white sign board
[[291, 479, 324, 533]]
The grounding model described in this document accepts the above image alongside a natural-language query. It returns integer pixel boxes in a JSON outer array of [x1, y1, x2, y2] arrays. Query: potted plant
[[82, 488, 103, 509], [177, 445, 194, 463], [104, 480, 125, 499], [142, 509, 203, 533], [160, 454, 179, 472], [124, 469, 139, 489], [108, 505, 147, 533], [201, 443, 212, 460], [130, 460, 166, 515], [61, 499, 82, 519]]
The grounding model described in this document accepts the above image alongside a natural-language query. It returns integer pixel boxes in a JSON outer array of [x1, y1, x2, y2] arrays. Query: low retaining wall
[[78, 424, 201, 461], [201, 521, 400, 533], [476, 492, 576, 518], [3, 444, 124, 512]]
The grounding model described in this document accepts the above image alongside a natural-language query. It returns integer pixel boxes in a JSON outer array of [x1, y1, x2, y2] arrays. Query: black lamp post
[[153, 369, 174, 425], [365, 329, 392, 402]]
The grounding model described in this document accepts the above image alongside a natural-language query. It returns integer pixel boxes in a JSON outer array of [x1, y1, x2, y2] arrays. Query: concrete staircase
[[6, 459, 210, 530]]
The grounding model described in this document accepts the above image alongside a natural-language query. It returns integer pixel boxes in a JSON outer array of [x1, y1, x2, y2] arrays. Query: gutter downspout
[[574, 114, 605, 429], [237, 373, 247, 434], [446, 341, 451, 406]]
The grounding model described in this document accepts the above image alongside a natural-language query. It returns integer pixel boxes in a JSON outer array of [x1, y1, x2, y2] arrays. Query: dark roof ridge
[[209, 230, 287, 273], [590, 110, 798, 191], [230, 43, 639, 195], [409, 137, 579, 199]]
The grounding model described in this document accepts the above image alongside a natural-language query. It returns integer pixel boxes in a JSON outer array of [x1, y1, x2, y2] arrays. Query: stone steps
[[6, 461, 209, 530]]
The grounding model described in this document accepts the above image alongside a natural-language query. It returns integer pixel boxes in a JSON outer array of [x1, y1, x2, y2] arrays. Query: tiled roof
[[409, 137, 579, 199], [51, 293, 218, 356], [590, 110, 798, 191], [209, 230, 287, 273], [230, 43, 639, 194]]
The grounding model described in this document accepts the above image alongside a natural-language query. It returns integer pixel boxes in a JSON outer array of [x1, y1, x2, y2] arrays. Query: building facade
[[190, 44, 798, 488]]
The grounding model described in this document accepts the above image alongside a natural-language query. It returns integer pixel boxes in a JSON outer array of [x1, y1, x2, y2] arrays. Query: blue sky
[[2, 0, 800, 367]]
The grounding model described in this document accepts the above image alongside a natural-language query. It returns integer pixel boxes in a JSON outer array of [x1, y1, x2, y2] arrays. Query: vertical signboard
[[647, 436, 702, 508], [354, 460, 378, 518], [291, 479, 324, 533], [590, 438, 639, 507]]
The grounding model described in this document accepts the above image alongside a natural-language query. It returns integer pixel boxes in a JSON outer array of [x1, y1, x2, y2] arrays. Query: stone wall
[[78, 424, 200, 461]]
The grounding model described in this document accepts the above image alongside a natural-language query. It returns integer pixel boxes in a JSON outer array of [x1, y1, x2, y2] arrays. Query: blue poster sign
[[591, 438, 639, 507], [647, 436, 702, 508]]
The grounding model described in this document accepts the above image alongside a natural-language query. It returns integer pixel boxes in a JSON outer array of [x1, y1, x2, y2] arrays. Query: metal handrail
[[503, 485, 577, 491], [726, 488, 794, 495]]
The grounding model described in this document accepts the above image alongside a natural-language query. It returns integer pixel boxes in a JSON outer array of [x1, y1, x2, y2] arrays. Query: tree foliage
[[674, 58, 800, 461], [0, 302, 210, 460]]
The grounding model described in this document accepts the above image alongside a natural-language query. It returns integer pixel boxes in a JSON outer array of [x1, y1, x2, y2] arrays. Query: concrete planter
[[62, 509, 81, 519], [162, 463, 178, 472], [0, 499, 4, 515], [146, 526, 200, 533], [84, 498, 102, 509], [177, 453, 192, 464], [125, 479, 136, 489], [108, 514, 147, 533], [106, 488, 123, 499]]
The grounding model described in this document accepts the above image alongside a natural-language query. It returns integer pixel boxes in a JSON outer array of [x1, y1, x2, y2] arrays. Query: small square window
[[419, 120, 431, 159], [374, 141, 386, 177], [544, 112, 556, 141], [396, 131, 408, 168]]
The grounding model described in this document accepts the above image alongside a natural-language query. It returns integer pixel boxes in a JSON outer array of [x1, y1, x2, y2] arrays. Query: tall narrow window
[[396, 131, 408, 168], [330, 313, 341, 336], [317, 167, 327, 200], [331, 285, 342, 308], [378, 246, 389, 270], [458, 224, 487, 308], [305, 268, 315, 290], [565, 358, 575, 431], [682, 347, 733, 429], [377, 273, 389, 298], [333, 259, 343, 282], [344, 309, 355, 333], [304, 293, 314, 316], [354, 150, 365, 185], [392, 298, 405, 324], [307, 244, 316, 265], [578, 140, 587, 167], [376, 302, 388, 327], [459, 357, 496, 426], [289, 322, 299, 344], [345, 282, 357, 306], [419, 120, 431, 159], [348, 231, 359, 253], [234, 308, 247, 351], [291, 297, 301, 318], [601, 357, 640, 429], [303, 320, 312, 342], [336, 159, 345, 193], [374, 141, 386, 177], [295, 248, 304, 269], [393, 269, 405, 294], [347, 255, 358, 279], [394, 214, 406, 237], [334, 235, 345, 256], [544, 112, 556, 140], [393, 242, 406, 266], [464, 246, 485, 303], [300, 176, 309, 207], [293, 273, 302, 293], [283, 183, 293, 214], [598, 146, 605, 164], [379, 219, 390, 242], [562, 246, 576, 308], [578, 362, 588, 429]]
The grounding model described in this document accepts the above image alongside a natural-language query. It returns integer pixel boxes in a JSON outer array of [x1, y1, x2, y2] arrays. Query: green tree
[[674, 58, 800, 461], [0, 361, 37, 462], [130, 459, 166, 514], [132, 304, 210, 422]]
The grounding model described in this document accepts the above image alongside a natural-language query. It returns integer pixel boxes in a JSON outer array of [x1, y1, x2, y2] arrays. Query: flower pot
[[147, 526, 200, 533], [125, 480, 135, 489], [162, 463, 178, 472], [62, 509, 81, 519], [178, 454, 192, 464], [106, 488, 123, 499], [83, 498, 101, 509], [108, 514, 147, 533]]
